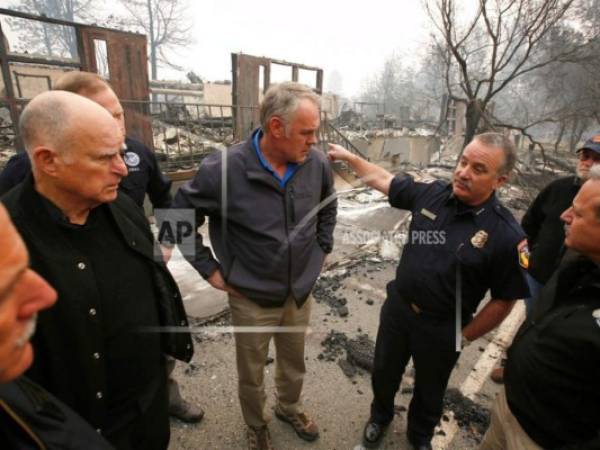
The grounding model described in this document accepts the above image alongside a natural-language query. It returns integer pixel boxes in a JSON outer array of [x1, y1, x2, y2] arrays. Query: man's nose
[[18, 269, 57, 319], [457, 166, 470, 179], [114, 154, 128, 177], [560, 206, 572, 224]]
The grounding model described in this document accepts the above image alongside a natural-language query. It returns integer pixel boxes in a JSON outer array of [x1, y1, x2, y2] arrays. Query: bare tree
[[8, 0, 95, 58], [426, 0, 595, 147], [115, 0, 192, 80]]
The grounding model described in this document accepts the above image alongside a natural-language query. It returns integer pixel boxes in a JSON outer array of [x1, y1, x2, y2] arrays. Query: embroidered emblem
[[123, 152, 140, 167], [518, 239, 529, 269], [420, 208, 437, 221], [470, 230, 488, 249]]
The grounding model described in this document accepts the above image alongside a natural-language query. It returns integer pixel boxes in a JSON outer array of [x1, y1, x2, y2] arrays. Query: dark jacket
[[0, 377, 114, 450], [0, 137, 172, 208], [1, 178, 192, 431], [505, 252, 600, 449], [521, 176, 581, 284], [174, 132, 337, 307]]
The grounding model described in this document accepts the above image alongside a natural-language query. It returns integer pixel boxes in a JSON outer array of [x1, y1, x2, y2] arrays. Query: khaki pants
[[479, 389, 543, 450], [229, 293, 312, 428]]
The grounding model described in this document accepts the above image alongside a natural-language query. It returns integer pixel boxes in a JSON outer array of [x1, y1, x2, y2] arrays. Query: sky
[[165, 0, 432, 97], [0, 0, 432, 97]]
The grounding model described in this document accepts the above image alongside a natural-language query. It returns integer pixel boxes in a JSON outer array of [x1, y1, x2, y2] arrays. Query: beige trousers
[[228, 293, 312, 428], [479, 389, 543, 450]]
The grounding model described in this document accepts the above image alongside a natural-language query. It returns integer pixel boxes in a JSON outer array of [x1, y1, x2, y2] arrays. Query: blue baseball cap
[[578, 134, 600, 154]]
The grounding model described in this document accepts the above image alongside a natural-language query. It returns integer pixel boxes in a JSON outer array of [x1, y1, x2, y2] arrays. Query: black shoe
[[362, 421, 388, 448], [409, 441, 432, 450]]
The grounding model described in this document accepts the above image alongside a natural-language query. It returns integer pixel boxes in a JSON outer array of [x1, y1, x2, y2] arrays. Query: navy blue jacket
[[0, 137, 172, 209], [174, 132, 337, 307], [0, 377, 113, 449]]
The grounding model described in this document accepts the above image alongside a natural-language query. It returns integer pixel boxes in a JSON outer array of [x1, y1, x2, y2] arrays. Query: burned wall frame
[[231, 53, 323, 140], [0, 8, 151, 152]]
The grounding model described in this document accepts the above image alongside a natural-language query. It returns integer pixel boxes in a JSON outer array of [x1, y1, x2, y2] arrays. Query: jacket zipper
[[0, 399, 46, 449]]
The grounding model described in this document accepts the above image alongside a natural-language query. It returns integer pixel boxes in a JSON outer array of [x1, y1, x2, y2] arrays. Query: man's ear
[[268, 116, 286, 139], [495, 173, 509, 188], [31, 147, 61, 176]]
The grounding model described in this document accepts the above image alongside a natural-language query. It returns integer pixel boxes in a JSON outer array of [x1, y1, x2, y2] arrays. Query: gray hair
[[589, 164, 600, 181], [473, 132, 517, 176], [587, 165, 600, 221], [260, 82, 320, 133]]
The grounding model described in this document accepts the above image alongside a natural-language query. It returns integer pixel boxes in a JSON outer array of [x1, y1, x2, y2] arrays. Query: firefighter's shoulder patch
[[518, 239, 529, 269]]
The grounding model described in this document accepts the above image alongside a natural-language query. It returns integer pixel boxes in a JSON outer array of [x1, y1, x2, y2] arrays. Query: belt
[[407, 301, 448, 320]]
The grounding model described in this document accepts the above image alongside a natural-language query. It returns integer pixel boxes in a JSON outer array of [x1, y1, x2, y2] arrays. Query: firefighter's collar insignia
[[470, 230, 488, 249]]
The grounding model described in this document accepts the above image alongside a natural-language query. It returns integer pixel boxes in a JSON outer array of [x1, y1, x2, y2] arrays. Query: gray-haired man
[[174, 82, 337, 450]]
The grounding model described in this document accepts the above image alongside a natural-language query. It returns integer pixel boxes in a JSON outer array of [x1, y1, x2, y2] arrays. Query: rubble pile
[[443, 388, 490, 437], [318, 330, 376, 377], [313, 270, 352, 317], [151, 118, 231, 170], [0, 109, 16, 166]]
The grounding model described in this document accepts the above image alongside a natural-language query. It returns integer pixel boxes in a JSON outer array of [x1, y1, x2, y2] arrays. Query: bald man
[[0, 70, 202, 422], [1, 91, 193, 450]]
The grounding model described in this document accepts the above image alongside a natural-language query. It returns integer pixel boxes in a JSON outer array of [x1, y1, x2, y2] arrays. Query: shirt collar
[[251, 128, 298, 187], [33, 187, 98, 230], [445, 184, 498, 217]]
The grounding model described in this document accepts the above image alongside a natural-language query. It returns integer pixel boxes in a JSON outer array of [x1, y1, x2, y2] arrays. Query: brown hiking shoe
[[490, 367, 505, 384], [274, 405, 319, 441], [247, 425, 275, 450]]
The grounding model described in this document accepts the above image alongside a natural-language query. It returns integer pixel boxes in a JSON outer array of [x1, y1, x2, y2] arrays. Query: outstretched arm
[[327, 144, 394, 195]]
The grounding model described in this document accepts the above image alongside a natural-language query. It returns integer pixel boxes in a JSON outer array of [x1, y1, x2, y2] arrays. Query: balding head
[[19, 91, 126, 218], [19, 90, 117, 161]]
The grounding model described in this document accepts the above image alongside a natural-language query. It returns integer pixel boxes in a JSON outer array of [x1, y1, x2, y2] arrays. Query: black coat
[[0, 377, 114, 449], [1, 178, 192, 431], [505, 252, 600, 449], [521, 176, 581, 284]]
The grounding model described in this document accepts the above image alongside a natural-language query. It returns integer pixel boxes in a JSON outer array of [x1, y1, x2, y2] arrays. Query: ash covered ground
[[167, 146, 569, 449]]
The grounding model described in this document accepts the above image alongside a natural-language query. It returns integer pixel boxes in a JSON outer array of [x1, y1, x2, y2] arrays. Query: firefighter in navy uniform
[[329, 132, 529, 450]]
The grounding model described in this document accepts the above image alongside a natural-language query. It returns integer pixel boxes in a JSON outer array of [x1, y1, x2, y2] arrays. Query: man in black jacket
[[174, 82, 337, 450], [0, 203, 113, 449], [0, 70, 202, 423], [490, 133, 600, 384], [521, 134, 600, 313], [2, 90, 193, 450], [479, 165, 600, 450]]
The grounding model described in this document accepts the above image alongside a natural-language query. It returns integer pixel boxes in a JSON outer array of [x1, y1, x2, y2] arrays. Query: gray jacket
[[174, 133, 337, 307]]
